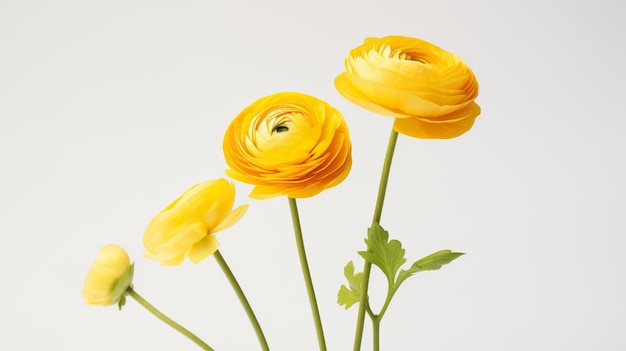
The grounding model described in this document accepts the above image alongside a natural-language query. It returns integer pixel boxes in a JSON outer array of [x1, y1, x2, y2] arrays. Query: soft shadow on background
[[1, 0, 624, 350]]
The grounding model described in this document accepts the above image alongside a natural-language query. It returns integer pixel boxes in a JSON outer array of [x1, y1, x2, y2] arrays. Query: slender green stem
[[366, 303, 376, 319], [377, 282, 397, 320], [288, 197, 327, 351], [213, 250, 270, 351], [126, 287, 214, 351], [372, 315, 381, 351], [353, 128, 399, 351], [353, 262, 371, 351], [372, 129, 399, 224]]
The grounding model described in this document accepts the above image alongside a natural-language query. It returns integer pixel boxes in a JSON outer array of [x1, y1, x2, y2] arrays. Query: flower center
[[273, 125, 289, 134], [268, 109, 296, 136], [379, 44, 431, 64]]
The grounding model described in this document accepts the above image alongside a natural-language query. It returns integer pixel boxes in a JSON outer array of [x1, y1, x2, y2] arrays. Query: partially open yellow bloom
[[335, 36, 480, 139], [143, 179, 248, 266], [82, 244, 133, 306], [223, 92, 352, 199]]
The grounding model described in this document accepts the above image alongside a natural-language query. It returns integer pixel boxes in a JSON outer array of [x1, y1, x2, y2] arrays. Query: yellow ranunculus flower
[[335, 36, 480, 139], [223, 92, 352, 199], [143, 178, 248, 266], [82, 244, 133, 306]]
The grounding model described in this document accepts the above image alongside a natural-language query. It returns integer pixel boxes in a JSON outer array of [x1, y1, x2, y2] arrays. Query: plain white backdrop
[[1, 0, 625, 350]]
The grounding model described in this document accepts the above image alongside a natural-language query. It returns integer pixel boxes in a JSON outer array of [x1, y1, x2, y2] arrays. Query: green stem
[[126, 287, 214, 351], [372, 129, 399, 224], [372, 315, 381, 351], [353, 128, 399, 351], [288, 197, 327, 351], [377, 282, 397, 321], [213, 250, 270, 351]]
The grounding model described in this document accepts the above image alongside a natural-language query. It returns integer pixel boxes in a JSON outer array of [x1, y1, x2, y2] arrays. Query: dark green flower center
[[273, 125, 289, 133]]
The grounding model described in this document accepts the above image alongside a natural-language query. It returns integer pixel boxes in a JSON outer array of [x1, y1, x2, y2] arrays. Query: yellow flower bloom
[[82, 244, 133, 306], [143, 178, 248, 266], [223, 92, 352, 199], [335, 36, 480, 139]]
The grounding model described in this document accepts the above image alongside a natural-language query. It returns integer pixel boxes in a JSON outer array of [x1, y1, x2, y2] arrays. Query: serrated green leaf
[[338, 285, 360, 310], [397, 250, 464, 286], [358, 223, 406, 284], [338, 261, 363, 309], [345, 261, 363, 292]]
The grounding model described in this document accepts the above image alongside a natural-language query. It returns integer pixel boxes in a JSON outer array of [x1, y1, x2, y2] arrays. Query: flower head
[[143, 178, 248, 266], [335, 36, 480, 139], [82, 244, 133, 306], [223, 92, 352, 199]]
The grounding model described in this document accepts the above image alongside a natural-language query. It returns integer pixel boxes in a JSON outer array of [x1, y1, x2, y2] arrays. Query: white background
[[1, 0, 625, 350]]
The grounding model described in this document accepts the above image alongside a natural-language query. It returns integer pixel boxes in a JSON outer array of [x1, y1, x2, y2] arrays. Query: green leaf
[[117, 295, 127, 311], [414, 250, 465, 270], [338, 261, 363, 309], [397, 250, 464, 286], [111, 262, 134, 305], [358, 223, 406, 284]]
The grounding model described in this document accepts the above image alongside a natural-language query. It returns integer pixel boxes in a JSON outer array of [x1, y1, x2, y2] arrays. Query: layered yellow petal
[[335, 36, 481, 139], [212, 204, 249, 233], [223, 92, 352, 199], [160, 254, 186, 267], [393, 102, 480, 139], [200, 179, 236, 231], [142, 179, 247, 265], [143, 221, 206, 262], [188, 235, 219, 264], [81, 244, 131, 306]]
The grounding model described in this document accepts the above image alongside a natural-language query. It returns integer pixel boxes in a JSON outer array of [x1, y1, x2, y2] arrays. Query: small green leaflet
[[358, 222, 464, 291], [117, 295, 127, 311], [113, 262, 134, 311], [396, 250, 465, 286], [338, 222, 464, 314], [337, 261, 363, 309], [358, 223, 406, 285]]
